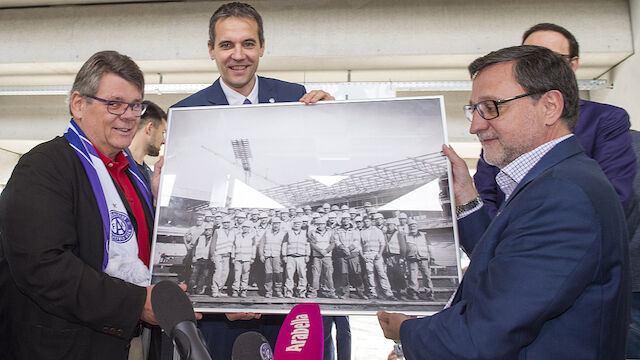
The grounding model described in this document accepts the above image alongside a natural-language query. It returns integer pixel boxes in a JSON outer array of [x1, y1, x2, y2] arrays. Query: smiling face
[[469, 62, 546, 169], [208, 16, 264, 97], [70, 72, 142, 159]]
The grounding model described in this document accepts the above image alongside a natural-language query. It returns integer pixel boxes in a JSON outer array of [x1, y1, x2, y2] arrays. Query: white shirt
[[219, 75, 259, 105]]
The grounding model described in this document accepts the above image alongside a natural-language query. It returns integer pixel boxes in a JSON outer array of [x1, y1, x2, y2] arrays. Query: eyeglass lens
[[106, 102, 145, 116], [464, 100, 499, 121]]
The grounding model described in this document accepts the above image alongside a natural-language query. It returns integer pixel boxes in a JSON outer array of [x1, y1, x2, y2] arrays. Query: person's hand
[[377, 310, 411, 341], [151, 156, 164, 200], [388, 350, 399, 360], [142, 283, 202, 325], [141, 286, 159, 325], [225, 312, 262, 321], [441, 144, 478, 205], [299, 90, 334, 104]]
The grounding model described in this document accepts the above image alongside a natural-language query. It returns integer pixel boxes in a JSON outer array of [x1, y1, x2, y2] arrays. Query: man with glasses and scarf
[[0, 51, 166, 359]]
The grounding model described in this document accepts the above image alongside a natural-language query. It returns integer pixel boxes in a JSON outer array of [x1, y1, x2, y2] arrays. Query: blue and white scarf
[[64, 119, 153, 286]]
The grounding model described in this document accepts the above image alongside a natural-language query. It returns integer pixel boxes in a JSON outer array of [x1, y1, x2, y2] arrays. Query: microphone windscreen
[[274, 303, 324, 360], [150, 280, 196, 337], [231, 331, 273, 360]]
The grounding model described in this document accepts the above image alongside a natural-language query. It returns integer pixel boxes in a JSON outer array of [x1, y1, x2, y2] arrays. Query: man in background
[[125, 100, 166, 185]]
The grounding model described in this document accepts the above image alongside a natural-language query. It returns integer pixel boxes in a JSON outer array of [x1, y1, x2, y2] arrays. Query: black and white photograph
[[150, 97, 461, 315]]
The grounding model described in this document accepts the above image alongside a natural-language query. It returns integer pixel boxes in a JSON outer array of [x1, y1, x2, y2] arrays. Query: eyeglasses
[[84, 95, 148, 117], [463, 92, 541, 122]]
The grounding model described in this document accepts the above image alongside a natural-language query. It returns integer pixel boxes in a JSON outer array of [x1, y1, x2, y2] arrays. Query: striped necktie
[[243, 98, 251, 104]]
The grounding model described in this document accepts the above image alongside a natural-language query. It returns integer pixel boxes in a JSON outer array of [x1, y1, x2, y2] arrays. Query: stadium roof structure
[[260, 151, 448, 206]]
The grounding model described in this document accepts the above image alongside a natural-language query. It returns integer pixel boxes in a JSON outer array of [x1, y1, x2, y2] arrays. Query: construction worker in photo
[[258, 217, 286, 298], [231, 220, 256, 297], [210, 216, 235, 297], [405, 219, 435, 301], [308, 216, 337, 298], [282, 217, 310, 298]]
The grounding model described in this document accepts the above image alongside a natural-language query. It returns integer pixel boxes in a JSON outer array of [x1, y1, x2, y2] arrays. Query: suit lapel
[[496, 136, 583, 215], [206, 78, 229, 105], [454, 136, 584, 307], [257, 76, 276, 104]]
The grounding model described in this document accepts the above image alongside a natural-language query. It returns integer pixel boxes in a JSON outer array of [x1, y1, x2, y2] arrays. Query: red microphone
[[274, 303, 324, 360]]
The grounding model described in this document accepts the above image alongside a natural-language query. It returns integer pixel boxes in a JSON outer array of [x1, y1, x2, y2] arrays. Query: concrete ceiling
[[0, 0, 172, 7], [0, 0, 632, 88], [0, 0, 633, 167]]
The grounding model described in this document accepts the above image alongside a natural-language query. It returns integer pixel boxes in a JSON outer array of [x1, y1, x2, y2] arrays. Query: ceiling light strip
[[0, 79, 610, 96]]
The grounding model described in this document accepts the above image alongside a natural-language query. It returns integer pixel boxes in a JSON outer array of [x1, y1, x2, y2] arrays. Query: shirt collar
[[219, 75, 259, 105], [95, 146, 129, 173], [496, 134, 573, 199]]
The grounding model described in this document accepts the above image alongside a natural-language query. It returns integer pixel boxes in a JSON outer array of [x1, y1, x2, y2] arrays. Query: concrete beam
[[0, 0, 631, 85]]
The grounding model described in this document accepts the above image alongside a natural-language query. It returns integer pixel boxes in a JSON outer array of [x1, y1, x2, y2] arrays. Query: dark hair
[[468, 45, 578, 130], [208, 2, 264, 48], [69, 50, 144, 115], [137, 100, 167, 131], [522, 23, 579, 58]]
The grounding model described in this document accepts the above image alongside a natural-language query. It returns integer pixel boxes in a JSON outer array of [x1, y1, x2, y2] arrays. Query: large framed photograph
[[151, 97, 461, 315]]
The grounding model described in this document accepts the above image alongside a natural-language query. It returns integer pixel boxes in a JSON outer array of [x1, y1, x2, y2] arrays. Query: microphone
[[274, 303, 324, 360], [231, 331, 273, 360], [151, 280, 211, 360]]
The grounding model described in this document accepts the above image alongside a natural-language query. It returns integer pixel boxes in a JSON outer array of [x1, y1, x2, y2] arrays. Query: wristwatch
[[455, 196, 482, 216]]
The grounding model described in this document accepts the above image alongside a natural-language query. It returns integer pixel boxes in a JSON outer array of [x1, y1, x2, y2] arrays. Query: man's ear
[[541, 90, 564, 126], [208, 40, 216, 61], [569, 56, 579, 72], [69, 91, 85, 120], [144, 121, 154, 136]]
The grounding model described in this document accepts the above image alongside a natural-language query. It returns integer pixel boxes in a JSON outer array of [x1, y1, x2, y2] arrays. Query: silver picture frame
[[150, 97, 461, 315]]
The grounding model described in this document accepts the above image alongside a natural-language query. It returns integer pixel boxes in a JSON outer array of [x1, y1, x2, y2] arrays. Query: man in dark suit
[[378, 45, 629, 359], [171, 3, 333, 359], [473, 23, 636, 217], [0, 51, 163, 359], [172, 2, 330, 109]]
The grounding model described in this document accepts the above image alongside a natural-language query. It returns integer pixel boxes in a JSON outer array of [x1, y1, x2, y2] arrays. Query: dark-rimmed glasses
[[84, 95, 148, 117], [463, 92, 541, 122]]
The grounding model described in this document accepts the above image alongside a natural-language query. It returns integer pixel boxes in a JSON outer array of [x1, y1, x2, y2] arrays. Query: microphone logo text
[[285, 314, 310, 352]]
